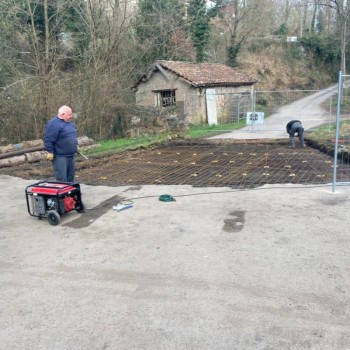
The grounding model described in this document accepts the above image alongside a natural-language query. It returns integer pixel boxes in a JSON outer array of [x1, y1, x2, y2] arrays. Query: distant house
[[133, 60, 257, 125]]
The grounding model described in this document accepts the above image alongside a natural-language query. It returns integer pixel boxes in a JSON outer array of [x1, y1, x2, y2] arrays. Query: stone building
[[133, 60, 257, 125]]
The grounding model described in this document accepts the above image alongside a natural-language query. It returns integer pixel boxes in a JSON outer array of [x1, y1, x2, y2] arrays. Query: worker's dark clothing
[[52, 156, 75, 183], [286, 120, 305, 148], [44, 116, 77, 156], [44, 116, 77, 182]]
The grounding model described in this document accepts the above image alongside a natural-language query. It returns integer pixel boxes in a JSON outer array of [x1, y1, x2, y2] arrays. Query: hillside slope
[[238, 44, 335, 91]]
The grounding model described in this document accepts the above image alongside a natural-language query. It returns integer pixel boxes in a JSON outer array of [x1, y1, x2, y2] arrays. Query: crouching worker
[[286, 120, 306, 148], [44, 105, 78, 182]]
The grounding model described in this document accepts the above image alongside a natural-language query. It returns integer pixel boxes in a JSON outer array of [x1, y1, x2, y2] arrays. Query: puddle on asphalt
[[222, 210, 246, 232]]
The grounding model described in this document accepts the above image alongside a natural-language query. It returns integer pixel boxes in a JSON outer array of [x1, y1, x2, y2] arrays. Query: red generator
[[25, 181, 85, 226]]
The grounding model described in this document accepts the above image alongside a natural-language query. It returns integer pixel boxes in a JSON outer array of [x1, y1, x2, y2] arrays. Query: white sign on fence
[[246, 112, 264, 125]]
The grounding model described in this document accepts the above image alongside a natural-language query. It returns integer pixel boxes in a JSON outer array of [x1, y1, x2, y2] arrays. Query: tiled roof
[[156, 60, 257, 87]]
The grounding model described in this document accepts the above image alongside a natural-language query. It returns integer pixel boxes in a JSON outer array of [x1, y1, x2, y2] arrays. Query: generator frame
[[25, 181, 85, 226]]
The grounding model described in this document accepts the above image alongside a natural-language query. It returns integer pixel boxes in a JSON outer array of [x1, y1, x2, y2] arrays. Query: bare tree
[[0, 0, 140, 141], [0, 0, 67, 140], [70, 0, 140, 139], [317, 0, 350, 75], [212, 0, 275, 67]]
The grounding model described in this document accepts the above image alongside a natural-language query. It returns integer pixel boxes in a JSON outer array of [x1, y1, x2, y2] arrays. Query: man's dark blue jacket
[[44, 116, 77, 157], [286, 120, 301, 134]]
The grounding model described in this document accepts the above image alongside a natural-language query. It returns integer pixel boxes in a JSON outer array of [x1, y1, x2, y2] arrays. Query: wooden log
[[0, 136, 94, 161], [0, 139, 43, 154], [0, 155, 26, 168], [0, 145, 44, 160], [0, 136, 93, 154], [0, 144, 21, 154], [21, 139, 43, 149], [77, 136, 94, 146], [25, 151, 46, 163]]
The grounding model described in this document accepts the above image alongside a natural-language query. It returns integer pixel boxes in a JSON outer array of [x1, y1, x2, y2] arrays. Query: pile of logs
[[0, 136, 94, 168]]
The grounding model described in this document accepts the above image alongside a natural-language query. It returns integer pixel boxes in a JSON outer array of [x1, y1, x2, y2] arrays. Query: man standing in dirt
[[44, 105, 78, 182], [286, 120, 306, 148]]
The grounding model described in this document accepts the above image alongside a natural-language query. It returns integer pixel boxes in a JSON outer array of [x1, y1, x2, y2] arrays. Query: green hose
[[159, 194, 175, 202]]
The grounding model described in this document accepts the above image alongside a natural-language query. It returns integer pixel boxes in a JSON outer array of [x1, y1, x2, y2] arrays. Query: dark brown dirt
[[1, 139, 350, 188]]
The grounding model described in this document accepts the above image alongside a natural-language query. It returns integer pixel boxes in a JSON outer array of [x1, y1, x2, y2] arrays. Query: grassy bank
[[85, 121, 246, 156]]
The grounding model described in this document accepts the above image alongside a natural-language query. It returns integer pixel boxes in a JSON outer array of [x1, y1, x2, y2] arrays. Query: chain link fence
[[181, 89, 335, 129]]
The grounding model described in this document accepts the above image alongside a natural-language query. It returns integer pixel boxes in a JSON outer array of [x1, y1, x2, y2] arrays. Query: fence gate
[[206, 89, 218, 125]]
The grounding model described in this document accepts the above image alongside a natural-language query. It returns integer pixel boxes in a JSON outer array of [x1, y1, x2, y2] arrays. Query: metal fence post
[[328, 93, 333, 133], [332, 71, 342, 193], [237, 95, 240, 122]]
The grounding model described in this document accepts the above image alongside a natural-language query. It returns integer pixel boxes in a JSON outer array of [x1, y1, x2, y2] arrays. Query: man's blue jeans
[[289, 122, 305, 148], [52, 156, 75, 182]]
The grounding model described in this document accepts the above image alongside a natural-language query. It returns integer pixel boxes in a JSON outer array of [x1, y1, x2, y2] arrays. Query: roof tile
[[157, 60, 257, 87]]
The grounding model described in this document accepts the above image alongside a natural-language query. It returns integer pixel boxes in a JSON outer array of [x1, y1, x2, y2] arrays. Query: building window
[[155, 90, 176, 107]]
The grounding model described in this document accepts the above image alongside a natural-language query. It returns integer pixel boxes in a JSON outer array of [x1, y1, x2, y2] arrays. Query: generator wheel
[[47, 210, 60, 226], [76, 202, 86, 213]]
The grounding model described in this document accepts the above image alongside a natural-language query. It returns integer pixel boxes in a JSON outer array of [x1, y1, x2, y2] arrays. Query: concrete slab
[[1, 174, 349, 349]]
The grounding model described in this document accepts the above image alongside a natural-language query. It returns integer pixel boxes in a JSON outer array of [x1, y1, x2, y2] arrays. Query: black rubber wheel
[[47, 210, 60, 226], [76, 202, 86, 213]]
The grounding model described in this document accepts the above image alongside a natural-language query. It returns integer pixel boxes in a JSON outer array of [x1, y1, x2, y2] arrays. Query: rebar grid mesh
[[77, 142, 350, 188]]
